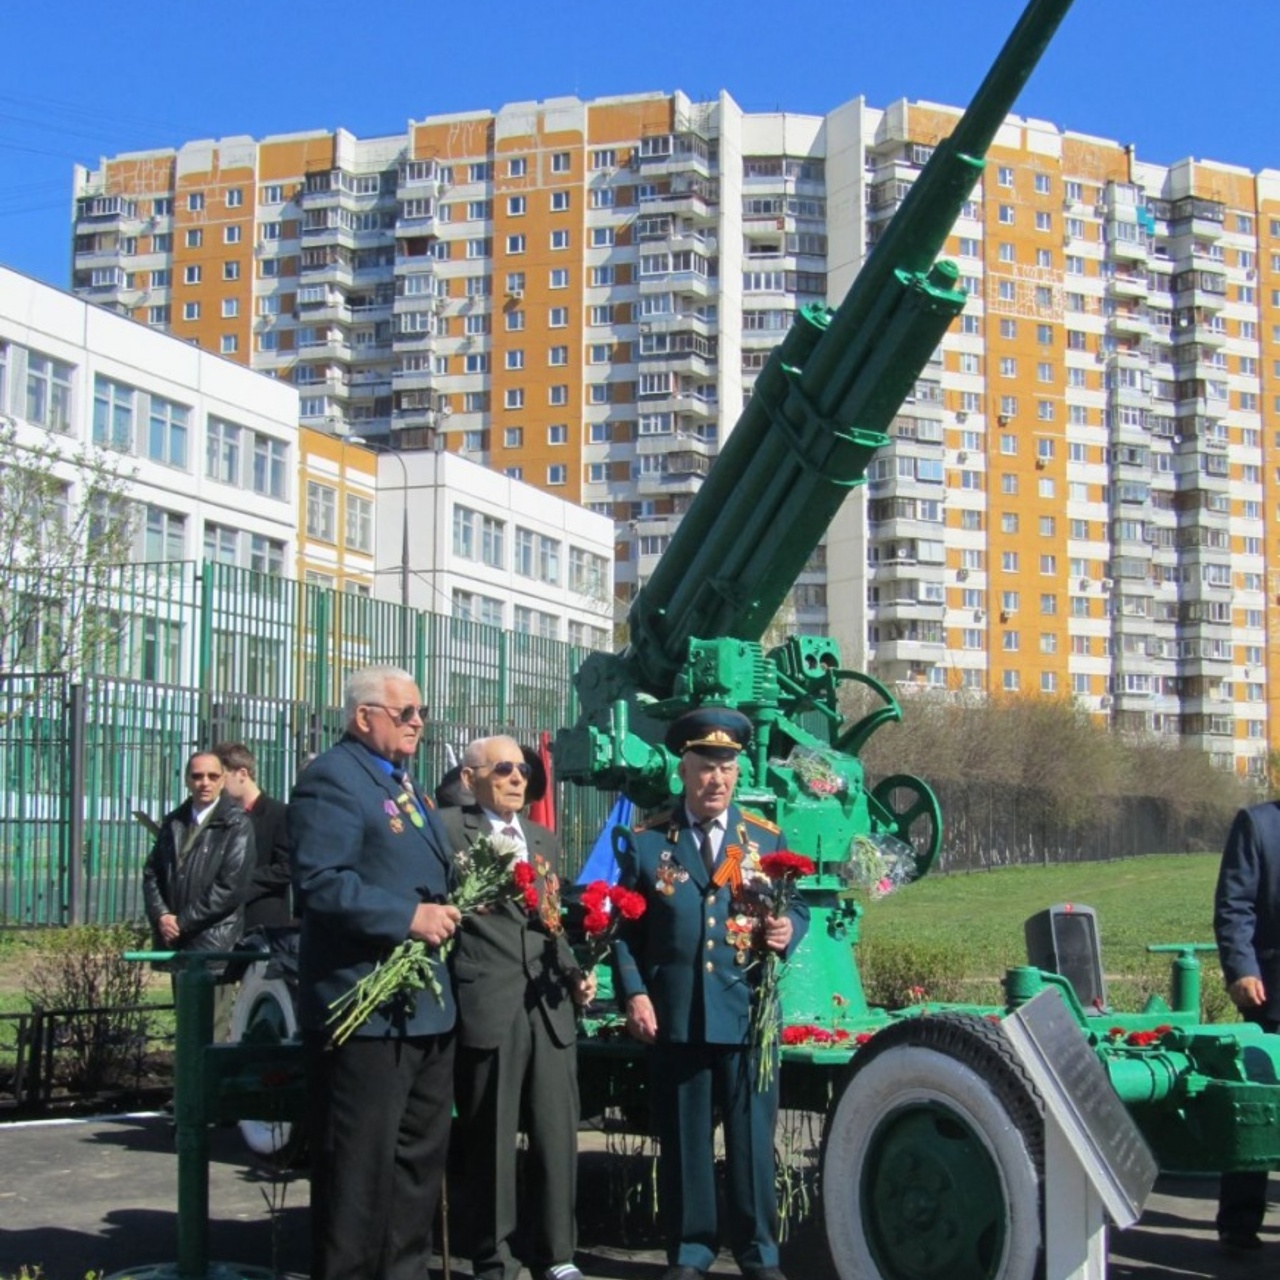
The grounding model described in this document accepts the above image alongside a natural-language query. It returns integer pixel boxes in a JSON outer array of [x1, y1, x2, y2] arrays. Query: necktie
[[698, 820, 716, 877], [502, 824, 520, 840]]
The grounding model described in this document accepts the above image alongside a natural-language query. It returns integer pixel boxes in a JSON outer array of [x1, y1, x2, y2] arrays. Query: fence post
[[67, 682, 87, 926]]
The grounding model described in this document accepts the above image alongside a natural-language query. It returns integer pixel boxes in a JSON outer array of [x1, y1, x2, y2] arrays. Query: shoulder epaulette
[[743, 811, 781, 834], [635, 808, 673, 833]]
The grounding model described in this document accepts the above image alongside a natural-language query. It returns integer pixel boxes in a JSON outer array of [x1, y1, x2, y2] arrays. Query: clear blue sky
[[4, 0, 1278, 290]]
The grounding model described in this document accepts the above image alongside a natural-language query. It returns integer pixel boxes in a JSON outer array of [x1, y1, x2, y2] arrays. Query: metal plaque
[[1003, 987, 1159, 1227]]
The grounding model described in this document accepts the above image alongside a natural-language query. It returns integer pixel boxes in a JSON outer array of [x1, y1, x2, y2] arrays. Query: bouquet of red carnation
[[328, 831, 527, 1045], [741, 851, 814, 1091], [577, 878, 647, 968]]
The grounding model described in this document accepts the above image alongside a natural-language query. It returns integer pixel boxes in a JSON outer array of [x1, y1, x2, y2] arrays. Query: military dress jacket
[[289, 735, 457, 1039], [613, 803, 809, 1045], [440, 805, 582, 1049]]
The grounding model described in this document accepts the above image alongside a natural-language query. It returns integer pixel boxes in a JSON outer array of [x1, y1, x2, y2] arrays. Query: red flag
[[526, 730, 556, 832]]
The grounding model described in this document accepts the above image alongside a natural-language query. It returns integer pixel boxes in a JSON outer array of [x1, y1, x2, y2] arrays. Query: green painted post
[[1148, 944, 1217, 1016]]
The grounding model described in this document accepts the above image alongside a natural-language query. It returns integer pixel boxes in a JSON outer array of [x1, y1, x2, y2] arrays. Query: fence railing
[[0, 560, 616, 926]]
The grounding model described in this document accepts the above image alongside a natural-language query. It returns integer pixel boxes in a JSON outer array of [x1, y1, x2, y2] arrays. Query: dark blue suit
[[291, 735, 457, 1279], [614, 803, 809, 1272], [1214, 800, 1280, 1238]]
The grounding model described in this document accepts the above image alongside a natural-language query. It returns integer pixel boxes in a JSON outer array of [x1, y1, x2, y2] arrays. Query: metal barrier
[[0, 560, 613, 926]]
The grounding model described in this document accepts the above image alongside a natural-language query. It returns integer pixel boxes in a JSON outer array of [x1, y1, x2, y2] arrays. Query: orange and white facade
[[71, 90, 1280, 773]]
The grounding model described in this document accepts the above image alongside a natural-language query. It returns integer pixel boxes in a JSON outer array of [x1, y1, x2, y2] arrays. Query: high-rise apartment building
[[70, 90, 1280, 774]]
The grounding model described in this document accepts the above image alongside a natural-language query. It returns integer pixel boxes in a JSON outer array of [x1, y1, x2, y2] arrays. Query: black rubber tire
[[821, 1014, 1044, 1280], [227, 965, 305, 1165]]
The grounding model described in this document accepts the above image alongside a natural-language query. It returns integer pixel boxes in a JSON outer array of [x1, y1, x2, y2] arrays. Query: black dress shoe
[[660, 1268, 705, 1280], [743, 1269, 788, 1280], [1219, 1231, 1263, 1252]]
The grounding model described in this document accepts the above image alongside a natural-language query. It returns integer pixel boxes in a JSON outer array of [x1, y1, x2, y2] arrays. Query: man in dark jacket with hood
[[142, 749, 254, 1041]]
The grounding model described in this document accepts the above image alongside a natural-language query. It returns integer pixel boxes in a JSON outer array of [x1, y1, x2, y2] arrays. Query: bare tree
[[0, 416, 136, 678]]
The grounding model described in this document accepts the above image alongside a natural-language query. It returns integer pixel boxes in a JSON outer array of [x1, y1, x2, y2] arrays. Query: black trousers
[[1217, 1012, 1279, 1237], [454, 1004, 579, 1280], [305, 1029, 455, 1280]]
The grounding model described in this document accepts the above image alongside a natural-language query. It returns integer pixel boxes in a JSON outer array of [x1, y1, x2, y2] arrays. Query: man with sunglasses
[[442, 735, 594, 1280], [290, 665, 460, 1280], [142, 749, 255, 1042]]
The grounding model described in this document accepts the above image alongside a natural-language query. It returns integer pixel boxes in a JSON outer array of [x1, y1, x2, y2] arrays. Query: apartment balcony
[[872, 637, 947, 666], [636, 142, 715, 181], [297, 337, 353, 362], [1108, 235, 1150, 263], [1172, 273, 1227, 312], [638, 349, 717, 380], [636, 310, 717, 341], [296, 296, 352, 324], [638, 179, 719, 224], [638, 271, 715, 300], [1108, 309, 1150, 338], [635, 469, 706, 499], [1109, 273, 1149, 299], [300, 257, 355, 289], [349, 300, 394, 325], [392, 365, 438, 391], [871, 598, 946, 625], [391, 328, 438, 354]]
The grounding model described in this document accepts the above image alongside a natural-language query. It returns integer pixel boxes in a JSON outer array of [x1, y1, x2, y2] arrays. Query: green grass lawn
[[852, 851, 1233, 1019]]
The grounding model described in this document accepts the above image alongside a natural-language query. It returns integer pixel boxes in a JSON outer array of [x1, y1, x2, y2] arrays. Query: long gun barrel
[[626, 0, 1074, 697]]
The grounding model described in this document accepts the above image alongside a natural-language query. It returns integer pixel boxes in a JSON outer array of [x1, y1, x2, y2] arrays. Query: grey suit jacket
[[1215, 800, 1280, 1022], [440, 805, 581, 1049]]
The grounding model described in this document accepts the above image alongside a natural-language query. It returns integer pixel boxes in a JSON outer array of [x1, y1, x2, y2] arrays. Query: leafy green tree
[[0, 416, 135, 677]]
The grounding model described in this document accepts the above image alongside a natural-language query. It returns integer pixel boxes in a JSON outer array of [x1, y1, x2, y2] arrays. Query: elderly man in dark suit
[[441, 734, 593, 1280], [613, 709, 809, 1280], [1214, 799, 1280, 1252], [290, 665, 461, 1280]]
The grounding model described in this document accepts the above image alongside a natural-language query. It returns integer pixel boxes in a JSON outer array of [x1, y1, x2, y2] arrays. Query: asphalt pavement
[[0, 1112, 1275, 1280]]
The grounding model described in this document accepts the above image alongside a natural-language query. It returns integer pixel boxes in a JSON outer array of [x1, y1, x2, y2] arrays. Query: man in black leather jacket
[[143, 749, 254, 1041]]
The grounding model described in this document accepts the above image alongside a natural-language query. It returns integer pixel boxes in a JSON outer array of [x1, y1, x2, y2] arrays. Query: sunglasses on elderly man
[[483, 760, 532, 778], [365, 704, 431, 725]]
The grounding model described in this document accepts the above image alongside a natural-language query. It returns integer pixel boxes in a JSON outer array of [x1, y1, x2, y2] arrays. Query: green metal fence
[[0, 561, 613, 926]]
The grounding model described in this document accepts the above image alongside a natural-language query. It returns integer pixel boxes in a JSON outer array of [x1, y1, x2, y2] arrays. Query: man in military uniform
[[613, 709, 809, 1280]]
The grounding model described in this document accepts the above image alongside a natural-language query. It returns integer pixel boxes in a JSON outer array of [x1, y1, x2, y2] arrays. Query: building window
[[551, 229, 570, 250], [453, 505, 477, 559], [185, 229, 203, 248], [220, 334, 238, 354], [203, 522, 239, 565], [206, 416, 242, 484], [187, 192, 204, 212], [26, 352, 74, 432], [506, 234, 526, 254], [549, 307, 568, 327], [223, 261, 240, 281], [183, 265, 201, 284], [92, 375, 135, 451], [550, 268, 569, 288], [252, 434, 288, 499], [249, 534, 284, 576], [548, 423, 568, 444], [183, 302, 200, 321], [548, 464, 567, 486], [549, 345, 568, 366], [551, 190, 570, 211], [504, 388, 525, 410], [147, 395, 190, 468], [481, 515, 504, 568], [549, 384, 568, 406], [143, 506, 185, 561], [307, 482, 337, 542], [507, 195, 526, 216], [224, 225, 242, 244], [345, 493, 373, 553]]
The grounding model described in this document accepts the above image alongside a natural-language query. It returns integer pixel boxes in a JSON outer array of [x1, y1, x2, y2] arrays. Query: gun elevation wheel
[[821, 1015, 1044, 1280], [227, 964, 304, 1165], [869, 774, 942, 877]]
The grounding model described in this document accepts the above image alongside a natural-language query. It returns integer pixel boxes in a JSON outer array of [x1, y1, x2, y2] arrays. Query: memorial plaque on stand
[[1003, 987, 1158, 1227]]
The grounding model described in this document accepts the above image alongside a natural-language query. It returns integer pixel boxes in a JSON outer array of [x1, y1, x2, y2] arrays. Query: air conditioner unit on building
[[1100, 695, 1113, 708], [998, 414, 1011, 426], [956, 410, 968, 423], [973, 609, 985, 622], [957, 568, 970, 581], [1000, 610, 1011, 622], [507, 288, 525, 300], [1079, 578, 1090, 591], [1101, 578, 1114, 591], [957, 451, 968, 463]]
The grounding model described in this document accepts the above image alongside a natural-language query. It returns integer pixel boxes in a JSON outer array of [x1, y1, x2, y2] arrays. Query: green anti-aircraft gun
[[556, 1, 1280, 1278]]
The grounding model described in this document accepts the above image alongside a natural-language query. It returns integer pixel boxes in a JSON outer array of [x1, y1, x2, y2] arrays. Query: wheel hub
[[861, 1102, 1005, 1279]]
